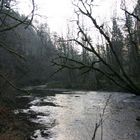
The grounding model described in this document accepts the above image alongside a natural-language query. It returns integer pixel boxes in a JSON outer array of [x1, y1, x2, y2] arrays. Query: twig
[[0, 43, 25, 60], [92, 94, 112, 140], [0, 72, 30, 94]]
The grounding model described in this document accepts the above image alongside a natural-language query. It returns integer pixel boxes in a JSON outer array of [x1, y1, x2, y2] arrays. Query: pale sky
[[15, 0, 137, 35], [15, 0, 74, 34]]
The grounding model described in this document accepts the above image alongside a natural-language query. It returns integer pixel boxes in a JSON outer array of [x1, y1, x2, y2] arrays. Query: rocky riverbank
[[0, 96, 42, 140]]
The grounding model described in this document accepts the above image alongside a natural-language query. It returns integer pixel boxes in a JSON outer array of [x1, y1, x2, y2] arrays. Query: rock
[[33, 134, 38, 138], [136, 116, 140, 121], [75, 95, 80, 97], [40, 130, 50, 138]]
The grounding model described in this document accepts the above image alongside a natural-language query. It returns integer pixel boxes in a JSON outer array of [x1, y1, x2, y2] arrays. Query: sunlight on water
[[19, 90, 140, 140]]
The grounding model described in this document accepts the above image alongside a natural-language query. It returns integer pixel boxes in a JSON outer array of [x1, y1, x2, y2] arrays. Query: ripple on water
[[17, 91, 140, 140]]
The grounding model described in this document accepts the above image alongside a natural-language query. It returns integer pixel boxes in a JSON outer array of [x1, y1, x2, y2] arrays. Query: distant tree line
[[0, 0, 140, 96]]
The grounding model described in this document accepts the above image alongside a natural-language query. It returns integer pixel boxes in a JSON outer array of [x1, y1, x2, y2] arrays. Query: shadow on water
[[15, 86, 140, 140]]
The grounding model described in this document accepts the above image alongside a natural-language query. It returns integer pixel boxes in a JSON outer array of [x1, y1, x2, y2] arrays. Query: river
[[15, 86, 140, 140]]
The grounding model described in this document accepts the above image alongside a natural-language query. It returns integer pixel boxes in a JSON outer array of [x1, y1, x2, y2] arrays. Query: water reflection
[[19, 91, 140, 140]]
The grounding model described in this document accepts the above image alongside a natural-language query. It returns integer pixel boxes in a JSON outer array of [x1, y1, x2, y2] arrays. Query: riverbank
[[0, 95, 43, 140], [22, 82, 134, 95]]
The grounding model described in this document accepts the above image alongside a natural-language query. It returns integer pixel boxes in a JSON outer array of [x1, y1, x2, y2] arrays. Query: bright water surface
[[17, 87, 140, 140]]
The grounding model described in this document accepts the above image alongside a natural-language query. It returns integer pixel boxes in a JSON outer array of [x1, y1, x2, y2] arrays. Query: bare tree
[[53, 0, 140, 94], [0, 0, 35, 93]]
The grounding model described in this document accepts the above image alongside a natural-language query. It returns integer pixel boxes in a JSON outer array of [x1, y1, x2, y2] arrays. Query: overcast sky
[[15, 0, 137, 34]]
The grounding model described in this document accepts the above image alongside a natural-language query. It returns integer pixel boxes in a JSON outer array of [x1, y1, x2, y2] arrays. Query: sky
[[15, 0, 74, 34], [15, 0, 137, 35]]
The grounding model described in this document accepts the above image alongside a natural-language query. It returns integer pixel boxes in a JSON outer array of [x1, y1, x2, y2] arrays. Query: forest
[[0, 0, 140, 94], [0, 0, 140, 139]]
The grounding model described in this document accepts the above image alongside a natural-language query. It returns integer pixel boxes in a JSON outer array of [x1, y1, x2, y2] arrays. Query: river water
[[16, 87, 140, 140]]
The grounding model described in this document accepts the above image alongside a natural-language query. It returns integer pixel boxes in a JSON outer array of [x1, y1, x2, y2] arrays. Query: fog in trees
[[0, 0, 140, 139]]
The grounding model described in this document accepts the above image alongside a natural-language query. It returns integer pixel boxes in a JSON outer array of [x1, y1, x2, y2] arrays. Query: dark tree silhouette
[[53, 0, 140, 94]]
